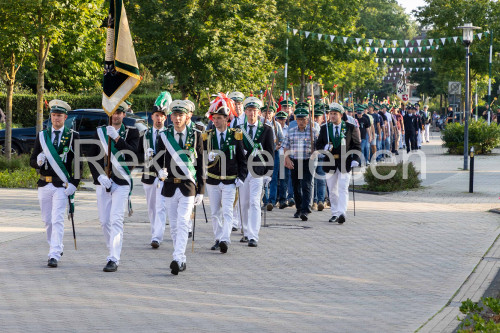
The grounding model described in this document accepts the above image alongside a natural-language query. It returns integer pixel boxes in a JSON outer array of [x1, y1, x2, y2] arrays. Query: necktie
[[53, 130, 60, 148], [335, 126, 339, 138], [177, 132, 183, 147], [248, 125, 254, 139], [220, 132, 224, 149], [154, 130, 160, 152]]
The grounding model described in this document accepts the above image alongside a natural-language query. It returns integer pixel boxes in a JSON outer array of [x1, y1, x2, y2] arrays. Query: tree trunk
[[299, 70, 306, 102], [36, 35, 46, 133], [439, 94, 443, 115], [5, 67, 14, 160]]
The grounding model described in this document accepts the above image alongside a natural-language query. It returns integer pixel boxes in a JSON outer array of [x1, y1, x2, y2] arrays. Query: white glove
[[64, 183, 77, 196], [324, 144, 332, 151], [263, 176, 271, 186], [351, 160, 360, 168], [145, 148, 154, 159], [97, 174, 112, 189], [208, 151, 218, 162], [106, 126, 119, 140], [37, 152, 46, 166], [158, 168, 168, 180], [235, 178, 244, 188], [194, 194, 204, 206]]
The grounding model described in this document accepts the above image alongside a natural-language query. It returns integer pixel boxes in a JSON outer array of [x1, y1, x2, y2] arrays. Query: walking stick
[[351, 167, 356, 216], [201, 200, 208, 223], [191, 205, 196, 252], [68, 197, 77, 250]]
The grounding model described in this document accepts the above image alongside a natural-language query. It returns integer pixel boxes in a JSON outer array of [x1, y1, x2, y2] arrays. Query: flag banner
[[330, 35, 335, 42], [380, 39, 385, 47], [305, 31, 310, 38], [102, 0, 141, 116], [318, 33, 323, 40], [453, 36, 458, 43], [293, 29, 298, 35], [355, 37, 361, 44], [428, 39, 434, 45]]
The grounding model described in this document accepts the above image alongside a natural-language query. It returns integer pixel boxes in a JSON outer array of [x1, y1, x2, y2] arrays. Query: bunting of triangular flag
[[293, 29, 298, 35], [368, 39, 373, 45], [428, 39, 434, 45], [318, 33, 322, 40], [416, 39, 421, 46], [305, 31, 310, 38], [405, 40, 409, 47], [453, 36, 458, 43], [381, 39, 385, 47], [477, 33, 483, 40], [383, 48, 387, 53], [392, 40, 397, 47], [355, 38, 361, 45], [330, 35, 335, 42], [343, 37, 348, 44], [441, 38, 446, 45]]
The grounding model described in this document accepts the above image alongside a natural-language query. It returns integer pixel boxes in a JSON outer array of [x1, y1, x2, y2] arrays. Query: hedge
[[442, 119, 500, 155], [0, 92, 183, 127], [363, 161, 421, 192]]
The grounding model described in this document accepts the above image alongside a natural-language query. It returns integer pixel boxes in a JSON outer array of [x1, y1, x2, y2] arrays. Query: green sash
[[161, 127, 197, 184]]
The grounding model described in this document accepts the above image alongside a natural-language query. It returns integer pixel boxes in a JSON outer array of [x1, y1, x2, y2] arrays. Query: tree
[[16, 0, 105, 132], [129, 0, 277, 110], [0, 5, 29, 159]]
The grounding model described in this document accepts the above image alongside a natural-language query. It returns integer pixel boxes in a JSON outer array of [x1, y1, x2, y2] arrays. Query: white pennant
[[453, 36, 458, 43], [383, 58, 387, 63], [318, 33, 323, 40], [392, 48, 396, 53], [409, 47, 413, 53], [398, 59, 402, 63], [426, 46, 431, 50], [355, 38, 361, 45], [357, 47, 362, 52], [429, 57, 432, 62], [409, 68, 412, 72], [343, 37, 348, 44], [429, 67, 431, 71], [436, 45, 440, 50], [380, 39, 385, 47], [416, 39, 422, 46], [391, 58, 394, 63], [330, 35, 335, 42], [405, 40, 409, 46], [366, 47, 370, 52], [416, 68, 419, 72], [375, 58, 379, 63], [293, 29, 298, 35], [406, 58, 409, 63], [441, 38, 446, 45], [383, 48, 387, 53], [428, 39, 434, 45], [418, 47, 422, 52], [477, 33, 483, 40], [305, 31, 310, 38], [368, 39, 373, 45], [375, 47, 379, 53], [392, 40, 397, 47], [421, 58, 425, 62]]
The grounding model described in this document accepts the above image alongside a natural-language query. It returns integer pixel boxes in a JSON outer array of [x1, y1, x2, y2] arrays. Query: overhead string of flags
[[288, 28, 490, 55]]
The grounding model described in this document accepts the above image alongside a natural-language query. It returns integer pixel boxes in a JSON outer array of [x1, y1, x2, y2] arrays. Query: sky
[[397, 0, 427, 16]]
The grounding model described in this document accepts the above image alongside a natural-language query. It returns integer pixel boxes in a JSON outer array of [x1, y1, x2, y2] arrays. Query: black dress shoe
[[329, 215, 338, 223], [188, 232, 193, 238], [287, 199, 295, 207], [266, 203, 273, 211], [211, 240, 220, 250], [279, 202, 287, 209], [248, 239, 258, 247], [103, 260, 117, 272], [337, 214, 346, 224], [240, 236, 248, 243], [219, 241, 228, 253], [47, 258, 58, 268], [293, 211, 300, 218], [170, 260, 180, 275], [179, 262, 186, 272], [151, 240, 160, 249], [300, 213, 308, 221], [232, 227, 238, 231]]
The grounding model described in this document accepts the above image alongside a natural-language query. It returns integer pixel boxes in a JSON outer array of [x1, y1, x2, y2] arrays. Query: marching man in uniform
[[30, 100, 80, 268], [316, 102, 361, 224], [88, 102, 140, 272], [159, 100, 205, 275], [138, 92, 171, 249], [203, 95, 247, 253], [237, 97, 274, 247]]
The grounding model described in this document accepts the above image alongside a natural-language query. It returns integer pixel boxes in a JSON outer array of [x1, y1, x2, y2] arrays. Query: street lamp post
[[456, 23, 480, 171]]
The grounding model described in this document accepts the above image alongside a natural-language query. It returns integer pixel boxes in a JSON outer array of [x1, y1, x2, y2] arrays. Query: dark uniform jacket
[[203, 128, 247, 186], [315, 121, 361, 173], [403, 114, 415, 134], [138, 126, 166, 185], [237, 120, 274, 177], [88, 125, 140, 186], [159, 125, 205, 198], [30, 127, 81, 188]]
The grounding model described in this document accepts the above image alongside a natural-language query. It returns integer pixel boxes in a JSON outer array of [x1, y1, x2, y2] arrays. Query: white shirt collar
[[175, 127, 187, 137], [216, 128, 227, 137], [52, 126, 64, 133]]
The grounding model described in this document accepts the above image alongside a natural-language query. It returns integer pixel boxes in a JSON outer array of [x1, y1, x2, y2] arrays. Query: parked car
[[0, 109, 147, 155]]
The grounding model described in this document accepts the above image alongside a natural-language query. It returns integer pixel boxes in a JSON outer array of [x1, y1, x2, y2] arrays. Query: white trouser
[[206, 183, 236, 243], [143, 179, 167, 243], [96, 183, 130, 264], [424, 124, 430, 142], [239, 173, 263, 242], [232, 199, 241, 228], [165, 188, 194, 263], [38, 183, 67, 260], [326, 171, 351, 217], [417, 129, 422, 147]]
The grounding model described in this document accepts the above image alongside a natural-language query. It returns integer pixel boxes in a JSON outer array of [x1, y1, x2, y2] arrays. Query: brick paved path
[[1, 133, 499, 332]]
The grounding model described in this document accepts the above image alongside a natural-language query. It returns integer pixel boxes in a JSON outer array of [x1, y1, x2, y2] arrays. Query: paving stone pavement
[[0, 133, 499, 332]]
